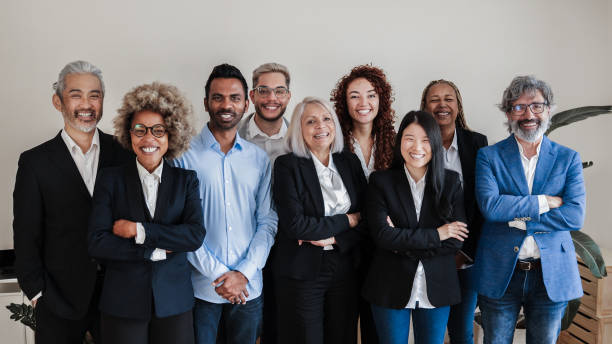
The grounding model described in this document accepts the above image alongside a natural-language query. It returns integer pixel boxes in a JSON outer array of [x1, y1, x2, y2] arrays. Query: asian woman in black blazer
[[362, 111, 468, 344], [88, 83, 205, 344], [273, 97, 368, 344], [420, 80, 488, 344]]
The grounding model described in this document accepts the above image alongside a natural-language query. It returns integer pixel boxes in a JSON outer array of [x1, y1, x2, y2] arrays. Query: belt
[[516, 259, 541, 271]]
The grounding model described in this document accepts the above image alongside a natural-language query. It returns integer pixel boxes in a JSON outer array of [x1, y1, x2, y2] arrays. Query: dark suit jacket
[[362, 168, 466, 309], [88, 161, 205, 320], [13, 130, 132, 319], [272, 151, 368, 281], [455, 127, 488, 260]]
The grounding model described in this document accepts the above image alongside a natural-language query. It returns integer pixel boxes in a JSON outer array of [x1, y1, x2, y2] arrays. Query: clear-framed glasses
[[510, 102, 548, 116], [130, 123, 167, 138], [254, 86, 290, 98]]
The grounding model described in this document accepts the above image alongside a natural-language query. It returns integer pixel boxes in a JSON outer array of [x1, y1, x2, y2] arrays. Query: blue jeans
[[193, 295, 263, 344], [447, 266, 479, 344], [478, 264, 567, 344], [370, 303, 450, 344]]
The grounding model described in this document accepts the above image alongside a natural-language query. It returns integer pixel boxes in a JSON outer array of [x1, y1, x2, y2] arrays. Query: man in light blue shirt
[[172, 64, 277, 344]]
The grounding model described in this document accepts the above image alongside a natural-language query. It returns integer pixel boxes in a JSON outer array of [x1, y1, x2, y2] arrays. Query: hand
[[165, 250, 173, 254], [307, 237, 336, 247], [112, 219, 137, 238], [386, 216, 395, 228], [31, 299, 37, 308], [213, 271, 249, 304], [346, 212, 361, 228], [437, 221, 469, 241], [546, 195, 563, 209]]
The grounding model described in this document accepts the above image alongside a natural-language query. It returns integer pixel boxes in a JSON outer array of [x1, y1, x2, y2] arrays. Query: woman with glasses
[[273, 97, 368, 344], [88, 82, 205, 344], [362, 111, 468, 344], [330, 64, 396, 343], [420, 80, 488, 344]]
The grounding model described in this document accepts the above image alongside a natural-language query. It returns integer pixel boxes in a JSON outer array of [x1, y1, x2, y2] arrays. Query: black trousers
[[276, 250, 359, 344], [35, 276, 102, 344], [100, 310, 194, 344], [260, 246, 277, 344]]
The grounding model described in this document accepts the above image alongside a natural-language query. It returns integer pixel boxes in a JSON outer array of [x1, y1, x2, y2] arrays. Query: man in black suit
[[13, 60, 132, 343]]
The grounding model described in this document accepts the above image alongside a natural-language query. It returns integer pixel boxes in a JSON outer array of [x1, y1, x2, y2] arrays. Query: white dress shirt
[[61, 129, 100, 196], [245, 114, 288, 164], [134, 158, 167, 261], [443, 129, 463, 184], [403, 166, 434, 309], [311, 152, 351, 250], [352, 138, 375, 179], [509, 137, 550, 259]]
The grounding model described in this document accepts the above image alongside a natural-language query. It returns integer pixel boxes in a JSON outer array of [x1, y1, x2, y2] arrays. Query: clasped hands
[[112, 219, 171, 253], [213, 271, 249, 305], [386, 216, 469, 242], [296, 212, 360, 247]]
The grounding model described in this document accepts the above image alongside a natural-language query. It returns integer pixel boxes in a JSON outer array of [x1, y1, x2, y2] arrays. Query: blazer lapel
[[97, 129, 113, 171], [125, 161, 149, 221], [153, 160, 172, 222], [300, 156, 325, 217], [500, 135, 530, 195], [47, 132, 92, 198], [332, 153, 358, 210], [456, 128, 474, 180], [393, 169, 418, 229], [532, 136, 556, 195]]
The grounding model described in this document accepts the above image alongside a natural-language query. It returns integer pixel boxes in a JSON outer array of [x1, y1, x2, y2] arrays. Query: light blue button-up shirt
[[172, 124, 278, 303]]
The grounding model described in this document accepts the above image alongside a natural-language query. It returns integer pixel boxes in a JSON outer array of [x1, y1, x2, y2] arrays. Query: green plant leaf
[[546, 106, 612, 135], [561, 298, 581, 330], [572, 231, 607, 278]]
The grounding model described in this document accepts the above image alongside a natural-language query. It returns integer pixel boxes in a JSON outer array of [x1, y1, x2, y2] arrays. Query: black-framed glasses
[[130, 124, 167, 138], [254, 86, 290, 98], [510, 102, 548, 115]]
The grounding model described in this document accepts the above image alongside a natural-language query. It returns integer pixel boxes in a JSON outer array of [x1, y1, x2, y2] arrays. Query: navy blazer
[[474, 135, 585, 302], [13, 130, 132, 319], [362, 168, 466, 309], [272, 151, 368, 281], [88, 160, 205, 319]]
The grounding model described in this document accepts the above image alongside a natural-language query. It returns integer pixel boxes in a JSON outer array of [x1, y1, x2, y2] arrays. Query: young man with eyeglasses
[[238, 63, 292, 165], [473, 75, 586, 343]]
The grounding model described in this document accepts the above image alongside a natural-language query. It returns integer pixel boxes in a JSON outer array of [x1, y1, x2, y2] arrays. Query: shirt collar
[[61, 128, 100, 154], [514, 135, 542, 159], [200, 122, 244, 152], [403, 165, 427, 188], [136, 157, 163, 183], [310, 151, 338, 175], [449, 128, 459, 151], [246, 113, 287, 140]]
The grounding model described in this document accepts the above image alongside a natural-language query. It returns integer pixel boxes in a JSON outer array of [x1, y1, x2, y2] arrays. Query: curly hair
[[330, 65, 396, 171], [114, 82, 196, 160], [420, 79, 470, 130]]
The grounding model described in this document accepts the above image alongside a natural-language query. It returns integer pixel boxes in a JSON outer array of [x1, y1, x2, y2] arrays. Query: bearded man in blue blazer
[[473, 75, 586, 344]]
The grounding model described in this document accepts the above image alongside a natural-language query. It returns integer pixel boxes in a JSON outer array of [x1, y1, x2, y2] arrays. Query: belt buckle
[[518, 261, 532, 270]]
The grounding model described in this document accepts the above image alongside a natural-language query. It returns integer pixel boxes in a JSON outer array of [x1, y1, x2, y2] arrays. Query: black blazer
[[13, 130, 132, 319], [362, 168, 466, 309], [88, 161, 205, 320], [455, 128, 488, 260], [272, 151, 367, 280]]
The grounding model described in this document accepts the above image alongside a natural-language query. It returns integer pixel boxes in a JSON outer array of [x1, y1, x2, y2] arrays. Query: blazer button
[[514, 246, 519, 252]]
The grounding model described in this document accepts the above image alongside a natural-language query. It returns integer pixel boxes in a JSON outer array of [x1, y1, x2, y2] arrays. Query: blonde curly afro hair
[[114, 82, 196, 159]]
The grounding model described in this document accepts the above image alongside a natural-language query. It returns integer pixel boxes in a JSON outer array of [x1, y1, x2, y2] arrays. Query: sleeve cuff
[[235, 260, 256, 282], [538, 195, 550, 214], [31, 291, 42, 301], [150, 248, 166, 261], [508, 220, 527, 230], [135, 222, 145, 244]]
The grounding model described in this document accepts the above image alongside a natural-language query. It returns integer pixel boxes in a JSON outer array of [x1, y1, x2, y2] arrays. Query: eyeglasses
[[130, 124, 167, 138], [510, 102, 548, 116], [254, 86, 290, 98]]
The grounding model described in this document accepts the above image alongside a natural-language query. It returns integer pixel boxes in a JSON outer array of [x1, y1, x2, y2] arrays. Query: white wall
[[2, 0, 611, 250]]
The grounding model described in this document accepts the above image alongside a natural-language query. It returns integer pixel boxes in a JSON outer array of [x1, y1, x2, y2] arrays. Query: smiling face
[[131, 110, 168, 172], [52, 73, 103, 133], [400, 122, 432, 179], [249, 72, 291, 122], [346, 77, 379, 126], [506, 90, 550, 143], [205, 78, 249, 131], [424, 82, 458, 130], [301, 103, 336, 154]]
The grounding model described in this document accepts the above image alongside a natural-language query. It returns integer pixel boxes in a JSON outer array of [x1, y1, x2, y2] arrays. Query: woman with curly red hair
[[331, 65, 396, 344]]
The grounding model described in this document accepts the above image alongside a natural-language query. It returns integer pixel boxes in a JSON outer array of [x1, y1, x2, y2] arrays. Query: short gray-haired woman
[[88, 82, 205, 344], [272, 97, 368, 344]]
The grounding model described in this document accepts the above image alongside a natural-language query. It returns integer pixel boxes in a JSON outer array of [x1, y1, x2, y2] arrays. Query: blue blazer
[[473, 134, 586, 302], [88, 161, 206, 319]]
